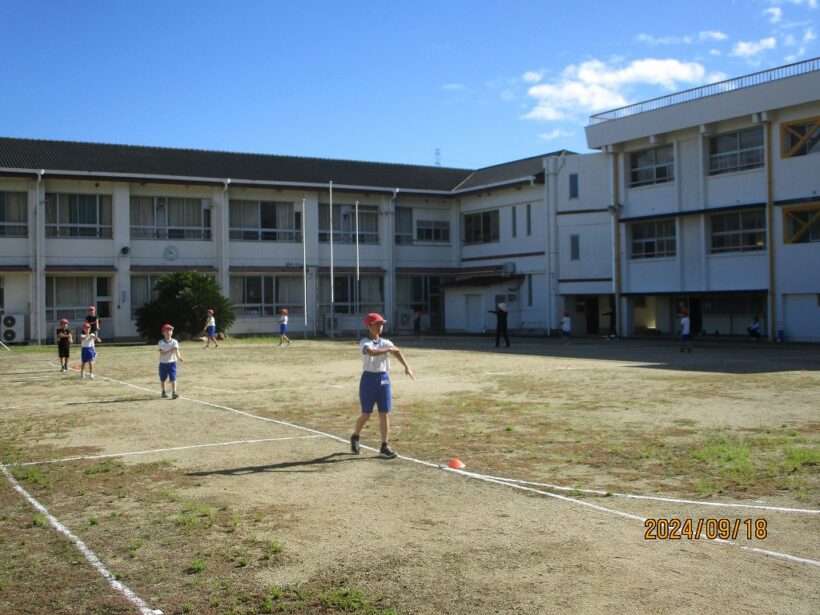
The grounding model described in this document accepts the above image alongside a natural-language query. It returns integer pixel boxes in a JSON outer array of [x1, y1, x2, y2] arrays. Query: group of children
[[56, 306, 102, 378]]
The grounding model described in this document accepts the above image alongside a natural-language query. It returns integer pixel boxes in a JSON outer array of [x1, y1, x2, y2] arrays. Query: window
[[395, 207, 413, 244], [416, 220, 450, 242], [629, 146, 674, 187], [710, 209, 766, 253], [709, 127, 764, 175], [781, 117, 820, 158], [46, 276, 112, 321], [784, 205, 820, 244], [0, 191, 28, 236], [46, 194, 112, 238], [396, 275, 447, 331], [570, 234, 580, 260], [463, 210, 499, 245], [319, 274, 384, 314], [527, 274, 533, 307], [0, 277, 4, 311], [511, 206, 517, 238], [630, 219, 676, 259], [228, 200, 299, 241], [130, 275, 161, 320], [526, 203, 532, 236], [230, 275, 303, 316], [319, 203, 379, 244], [569, 173, 579, 198], [131, 196, 212, 240]]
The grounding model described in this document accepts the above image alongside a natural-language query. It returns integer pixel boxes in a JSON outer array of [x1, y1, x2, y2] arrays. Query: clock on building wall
[[163, 245, 179, 261]]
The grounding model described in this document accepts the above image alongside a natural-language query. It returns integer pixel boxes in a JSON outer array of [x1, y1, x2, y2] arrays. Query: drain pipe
[[543, 155, 565, 335], [388, 188, 399, 325], [33, 170, 45, 345]]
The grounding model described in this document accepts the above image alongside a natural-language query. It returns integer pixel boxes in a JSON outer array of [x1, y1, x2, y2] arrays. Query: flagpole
[[301, 198, 307, 339], [329, 181, 334, 338]]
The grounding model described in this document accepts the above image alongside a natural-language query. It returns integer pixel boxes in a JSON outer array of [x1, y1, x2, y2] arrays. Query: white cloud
[[522, 71, 543, 83], [804, 26, 817, 42], [500, 89, 516, 102], [538, 129, 573, 142], [730, 37, 777, 58], [709, 48, 722, 56], [523, 57, 712, 122], [765, 7, 783, 22], [442, 83, 464, 91], [699, 31, 728, 41], [771, 0, 818, 8]]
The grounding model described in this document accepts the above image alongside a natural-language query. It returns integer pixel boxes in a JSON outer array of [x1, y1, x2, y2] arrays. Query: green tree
[[135, 271, 234, 341]]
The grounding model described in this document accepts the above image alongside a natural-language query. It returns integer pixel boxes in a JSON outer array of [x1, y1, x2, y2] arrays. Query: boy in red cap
[[350, 312, 415, 459], [56, 318, 72, 372], [85, 305, 100, 335], [79, 323, 101, 379], [158, 324, 184, 398]]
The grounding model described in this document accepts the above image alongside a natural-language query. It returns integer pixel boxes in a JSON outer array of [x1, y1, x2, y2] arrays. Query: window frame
[[630, 219, 677, 259], [0, 191, 28, 237], [227, 199, 300, 242], [319, 203, 379, 244], [569, 173, 579, 199], [416, 219, 450, 243], [462, 210, 500, 245], [570, 234, 580, 260], [46, 193, 113, 239], [229, 274, 304, 317], [709, 209, 767, 254], [783, 203, 820, 244], [708, 127, 764, 176], [629, 145, 674, 187], [395, 207, 413, 244], [131, 196, 212, 240], [781, 116, 820, 158]]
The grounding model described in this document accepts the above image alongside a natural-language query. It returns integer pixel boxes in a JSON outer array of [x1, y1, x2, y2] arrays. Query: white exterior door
[[466, 294, 483, 333]]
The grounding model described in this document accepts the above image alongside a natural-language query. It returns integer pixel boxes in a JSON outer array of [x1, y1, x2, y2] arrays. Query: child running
[[203, 309, 220, 348], [350, 312, 415, 459], [158, 323, 184, 399], [79, 322, 100, 379], [56, 318, 72, 372], [278, 308, 290, 346], [560, 310, 572, 346]]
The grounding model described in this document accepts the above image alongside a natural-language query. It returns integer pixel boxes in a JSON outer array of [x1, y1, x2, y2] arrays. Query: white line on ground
[[0, 463, 163, 615], [10, 435, 324, 467]]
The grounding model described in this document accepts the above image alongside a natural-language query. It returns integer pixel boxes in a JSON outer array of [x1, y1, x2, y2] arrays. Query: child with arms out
[[158, 323, 185, 398]]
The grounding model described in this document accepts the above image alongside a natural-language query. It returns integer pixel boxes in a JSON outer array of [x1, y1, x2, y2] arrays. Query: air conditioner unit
[[502, 262, 516, 275], [2, 314, 25, 343]]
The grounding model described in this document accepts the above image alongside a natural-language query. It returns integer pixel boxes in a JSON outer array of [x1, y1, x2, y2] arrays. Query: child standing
[[278, 308, 290, 346], [350, 312, 415, 459], [203, 309, 220, 348], [79, 323, 100, 379], [158, 323, 184, 398], [679, 307, 692, 352], [560, 310, 572, 346], [56, 318, 72, 372]]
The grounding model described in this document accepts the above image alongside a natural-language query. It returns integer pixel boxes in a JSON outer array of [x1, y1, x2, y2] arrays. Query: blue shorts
[[159, 362, 178, 382], [207, 325, 216, 336], [81, 348, 96, 363], [561, 330, 571, 339], [359, 371, 391, 413], [682, 333, 690, 342], [279, 324, 288, 335]]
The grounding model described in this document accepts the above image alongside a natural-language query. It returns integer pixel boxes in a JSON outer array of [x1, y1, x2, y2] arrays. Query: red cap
[[88, 306, 96, 311], [207, 309, 214, 314], [364, 313, 386, 327], [60, 318, 68, 324], [161, 323, 174, 332], [281, 308, 288, 315], [82, 322, 91, 329]]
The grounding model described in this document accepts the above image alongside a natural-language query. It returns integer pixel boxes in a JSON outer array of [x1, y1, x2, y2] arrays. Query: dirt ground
[[0, 336, 818, 614]]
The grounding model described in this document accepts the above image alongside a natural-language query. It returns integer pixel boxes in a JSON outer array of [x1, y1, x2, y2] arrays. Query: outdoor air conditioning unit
[[2, 314, 25, 343], [502, 261, 516, 275]]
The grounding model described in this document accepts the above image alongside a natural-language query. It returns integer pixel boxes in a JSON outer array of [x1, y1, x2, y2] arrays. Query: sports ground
[[1, 336, 818, 614]]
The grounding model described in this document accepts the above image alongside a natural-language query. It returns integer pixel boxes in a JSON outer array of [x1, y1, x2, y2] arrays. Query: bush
[[135, 271, 235, 341]]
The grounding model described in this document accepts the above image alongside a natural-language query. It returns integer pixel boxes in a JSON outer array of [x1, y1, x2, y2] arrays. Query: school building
[[0, 56, 818, 343]]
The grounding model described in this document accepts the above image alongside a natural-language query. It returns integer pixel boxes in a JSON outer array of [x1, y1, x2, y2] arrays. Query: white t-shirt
[[279, 314, 288, 325], [158, 338, 180, 363], [681, 316, 691, 335], [561, 316, 571, 333], [206, 315, 215, 328], [81, 333, 96, 348], [360, 336, 394, 372]]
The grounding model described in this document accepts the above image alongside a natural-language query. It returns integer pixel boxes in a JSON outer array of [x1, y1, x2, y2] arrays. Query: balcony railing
[[588, 56, 820, 125]]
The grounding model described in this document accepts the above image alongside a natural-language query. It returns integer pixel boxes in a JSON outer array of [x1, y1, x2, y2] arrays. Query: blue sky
[[1, 0, 817, 169]]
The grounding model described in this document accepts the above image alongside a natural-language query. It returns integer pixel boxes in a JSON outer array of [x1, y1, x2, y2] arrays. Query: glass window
[[511, 206, 517, 238], [710, 209, 766, 253], [416, 220, 450, 242], [570, 234, 580, 260], [230, 275, 303, 316], [46, 194, 113, 238], [131, 196, 211, 240], [318, 203, 379, 244], [629, 145, 674, 187], [569, 173, 579, 198], [395, 207, 413, 244], [630, 219, 676, 259], [0, 191, 28, 236], [782, 117, 820, 158], [462, 210, 500, 245], [526, 204, 532, 236], [784, 205, 820, 244], [319, 274, 384, 314], [709, 127, 764, 175]]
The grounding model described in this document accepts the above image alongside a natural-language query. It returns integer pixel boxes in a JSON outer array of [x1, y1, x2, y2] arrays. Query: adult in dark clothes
[[489, 302, 510, 348]]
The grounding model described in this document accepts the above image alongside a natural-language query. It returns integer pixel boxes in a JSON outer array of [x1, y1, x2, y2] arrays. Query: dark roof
[[0, 137, 574, 194], [453, 151, 575, 191]]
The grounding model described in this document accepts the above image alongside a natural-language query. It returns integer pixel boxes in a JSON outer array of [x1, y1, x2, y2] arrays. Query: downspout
[[219, 179, 231, 299], [765, 120, 776, 341], [544, 154, 565, 335], [611, 152, 622, 338], [34, 170, 44, 345], [388, 189, 399, 325]]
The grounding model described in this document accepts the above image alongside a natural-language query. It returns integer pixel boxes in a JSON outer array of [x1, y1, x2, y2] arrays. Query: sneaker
[[79, 373, 85, 379], [172, 392, 179, 399], [215, 343, 220, 348], [89, 374, 95, 379], [379, 443, 397, 459], [350, 434, 360, 455], [161, 391, 168, 398]]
